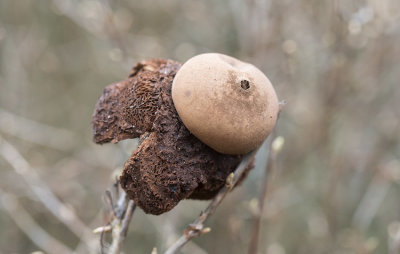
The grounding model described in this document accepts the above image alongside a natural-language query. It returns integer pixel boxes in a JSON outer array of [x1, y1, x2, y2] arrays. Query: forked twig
[[108, 199, 136, 254], [94, 181, 136, 254], [163, 149, 258, 254], [0, 136, 94, 252]]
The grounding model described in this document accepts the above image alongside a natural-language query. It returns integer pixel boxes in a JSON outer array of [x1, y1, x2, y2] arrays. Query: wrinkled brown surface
[[92, 59, 170, 143], [92, 59, 254, 215]]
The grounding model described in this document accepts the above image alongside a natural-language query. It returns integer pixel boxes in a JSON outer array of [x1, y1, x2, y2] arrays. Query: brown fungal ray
[[92, 80, 138, 144], [92, 59, 179, 144], [93, 59, 254, 215]]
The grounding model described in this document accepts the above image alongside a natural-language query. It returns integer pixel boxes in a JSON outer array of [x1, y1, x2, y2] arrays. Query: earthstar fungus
[[92, 55, 277, 215]]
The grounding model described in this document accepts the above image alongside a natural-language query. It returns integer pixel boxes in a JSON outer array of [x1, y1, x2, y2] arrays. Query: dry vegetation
[[0, 0, 400, 253]]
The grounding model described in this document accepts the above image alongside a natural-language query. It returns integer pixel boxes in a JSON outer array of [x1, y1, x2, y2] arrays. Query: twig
[[248, 135, 283, 254], [108, 199, 136, 254], [0, 136, 94, 252], [0, 108, 77, 150], [390, 225, 400, 254], [351, 175, 390, 232], [50, 0, 132, 65], [0, 190, 72, 254], [94, 181, 137, 254], [163, 149, 258, 254], [145, 204, 208, 254]]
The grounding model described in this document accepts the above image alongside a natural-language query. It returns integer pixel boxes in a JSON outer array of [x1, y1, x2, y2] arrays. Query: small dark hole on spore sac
[[240, 79, 250, 90]]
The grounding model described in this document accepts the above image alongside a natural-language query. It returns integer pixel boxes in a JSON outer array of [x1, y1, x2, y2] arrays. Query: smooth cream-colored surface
[[172, 53, 279, 155]]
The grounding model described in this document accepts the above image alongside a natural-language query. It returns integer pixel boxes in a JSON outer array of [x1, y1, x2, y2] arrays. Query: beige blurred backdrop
[[0, 0, 400, 253]]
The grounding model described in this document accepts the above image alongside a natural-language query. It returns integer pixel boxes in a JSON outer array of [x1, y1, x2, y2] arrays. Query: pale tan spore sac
[[172, 53, 279, 155]]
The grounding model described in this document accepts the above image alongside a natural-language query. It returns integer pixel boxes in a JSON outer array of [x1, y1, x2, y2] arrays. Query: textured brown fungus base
[[92, 59, 254, 215]]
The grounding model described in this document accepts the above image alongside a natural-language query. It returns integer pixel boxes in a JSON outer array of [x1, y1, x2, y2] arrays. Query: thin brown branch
[[0, 108, 78, 150], [390, 226, 400, 254], [105, 190, 118, 219], [248, 135, 283, 254], [351, 176, 390, 232], [121, 200, 136, 236], [95, 184, 137, 254], [108, 198, 136, 254], [146, 205, 208, 254], [0, 136, 95, 252], [50, 0, 132, 65], [163, 149, 258, 254]]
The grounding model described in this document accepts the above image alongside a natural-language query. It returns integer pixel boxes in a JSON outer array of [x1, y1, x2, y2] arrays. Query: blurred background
[[0, 0, 399, 253]]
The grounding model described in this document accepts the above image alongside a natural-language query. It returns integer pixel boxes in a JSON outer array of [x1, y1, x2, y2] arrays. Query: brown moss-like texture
[[92, 59, 254, 215], [92, 59, 171, 144]]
